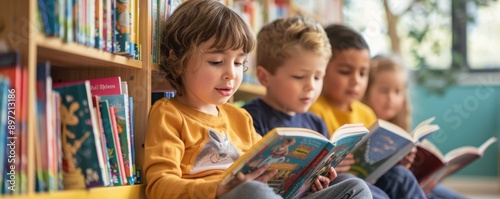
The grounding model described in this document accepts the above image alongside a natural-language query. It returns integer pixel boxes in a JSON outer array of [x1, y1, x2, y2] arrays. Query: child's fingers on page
[[245, 164, 269, 181], [257, 169, 278, 183]]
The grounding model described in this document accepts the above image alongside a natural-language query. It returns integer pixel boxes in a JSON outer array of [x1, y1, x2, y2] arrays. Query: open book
[[348, 117, 440, 183], [221, 124, 369, 199], [410, 137, 497, 193]]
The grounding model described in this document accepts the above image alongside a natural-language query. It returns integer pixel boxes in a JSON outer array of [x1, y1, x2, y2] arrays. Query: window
[[343, 0, 500, 71]]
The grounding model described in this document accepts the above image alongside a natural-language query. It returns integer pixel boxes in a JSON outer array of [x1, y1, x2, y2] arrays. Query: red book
[[53, 76, 122, 96], [410, 137, 497, 194], [0, 52, 27, 193]]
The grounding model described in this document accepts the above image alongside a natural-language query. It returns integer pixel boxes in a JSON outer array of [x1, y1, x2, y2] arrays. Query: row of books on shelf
[[37, 0, 141, 59], [0, 52, 138, 195], [151, 0, 182, 63], [220, 117, 497, 198]]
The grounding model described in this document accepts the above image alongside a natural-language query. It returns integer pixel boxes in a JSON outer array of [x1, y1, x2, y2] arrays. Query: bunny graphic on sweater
[[190, 129, 240, 173]]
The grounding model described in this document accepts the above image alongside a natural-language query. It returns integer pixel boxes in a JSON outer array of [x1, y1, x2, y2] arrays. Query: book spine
[[114, 0, 131, 55]]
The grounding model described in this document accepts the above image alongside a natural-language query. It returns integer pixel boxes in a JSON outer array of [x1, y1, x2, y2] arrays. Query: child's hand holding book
[[310, 167, 337, 193], [335, 154, 355, 173]]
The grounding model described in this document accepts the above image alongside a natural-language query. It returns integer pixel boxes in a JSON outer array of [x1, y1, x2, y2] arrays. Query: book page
[[410, 117, 435, 136], [444, 137, 497, 163], [375, 120, 414, 142], [329, 123, 368, 143], [478, 137, 498, 154], [412, 124, 440, 142], [418, 140, 444, 162]]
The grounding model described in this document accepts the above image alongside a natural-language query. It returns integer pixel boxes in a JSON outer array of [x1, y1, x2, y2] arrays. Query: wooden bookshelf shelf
[[234, 83, 266, 101], [150, 62, 161, 71], [36, 35, 142, 69], [238, 83, 266, 96], [0, 184, 145, 199]]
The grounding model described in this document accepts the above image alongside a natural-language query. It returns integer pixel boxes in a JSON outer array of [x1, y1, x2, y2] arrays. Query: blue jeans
[[375, 165, 427, 199], [428, 184, 465, 199], [221, 178, 372, 199], [332, 173, 390, 199]]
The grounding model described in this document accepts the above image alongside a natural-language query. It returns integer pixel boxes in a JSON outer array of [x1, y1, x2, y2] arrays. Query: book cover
[[109, 105, 128, 185], [53, 81, 107, 189], [411, 137, 497, 193], [94, 0, 104, 50], [0, 51, 25, 194], [99, 94, 134, 185], [64, 0, 74, 42], [0, 76, 10, 194], [220, 125, 368, 198], [91, 96, 112, 186], [286, 124, 368, 199], [35, 61, 57, 191], [99, 100, 126, 186], [348, 118, 439, 183], [115, 0, 132, 56]]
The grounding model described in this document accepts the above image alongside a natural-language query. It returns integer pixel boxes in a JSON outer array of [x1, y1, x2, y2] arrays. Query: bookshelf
[[0, 0, 339, 198]]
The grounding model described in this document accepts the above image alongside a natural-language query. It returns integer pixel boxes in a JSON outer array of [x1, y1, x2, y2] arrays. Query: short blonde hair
[[160, 0, 256, 95], [363, 55, 411, 131], [257, 16, 331, 74]]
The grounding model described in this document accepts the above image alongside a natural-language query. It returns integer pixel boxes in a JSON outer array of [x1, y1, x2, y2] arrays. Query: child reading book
[[411, 137, 497, 194], [221, 126, 370, 198], [143, 1, 371, 199], [362, 54, 465, 198], [242, 16, 371, 198], [309, 24, 428, 199]]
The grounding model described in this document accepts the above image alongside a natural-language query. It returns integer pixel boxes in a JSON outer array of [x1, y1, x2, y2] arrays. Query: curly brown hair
[[160, 0, 256, 95]]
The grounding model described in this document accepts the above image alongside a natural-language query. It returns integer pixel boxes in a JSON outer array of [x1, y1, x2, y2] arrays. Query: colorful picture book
[[53, 81, 108, 189], [99, 100, 126, 186], [348, 117, 440, 183], [221, 124, 369, 199], [99, 94, 134, 185], [410, 137, 497, 193]]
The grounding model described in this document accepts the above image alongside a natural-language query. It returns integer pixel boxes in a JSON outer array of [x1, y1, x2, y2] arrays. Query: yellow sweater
[[309, 95, 377, 137], [143, 98, 262, 199]]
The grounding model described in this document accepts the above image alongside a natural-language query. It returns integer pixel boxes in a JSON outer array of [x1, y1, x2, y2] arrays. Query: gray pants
[[221, 178, 372, 199]]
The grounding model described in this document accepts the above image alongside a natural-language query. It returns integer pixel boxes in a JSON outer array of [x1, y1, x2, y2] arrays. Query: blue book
[[220, 125, 368, 199], [0, 76, 10, 194], [99, 94, 134, 185], [99, 100, 126, 186], [53, 81, 107, 188], [35, 61, 56, 192], [349, 118, 439, 183]]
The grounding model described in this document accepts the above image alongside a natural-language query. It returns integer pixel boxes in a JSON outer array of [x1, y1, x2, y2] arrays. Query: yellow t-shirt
[[143, 97, 262, 199], [310, 95, 377, 137]]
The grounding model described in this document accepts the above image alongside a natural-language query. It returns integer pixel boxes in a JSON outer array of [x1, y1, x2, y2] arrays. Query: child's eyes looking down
[[207, 59, 249, 72]]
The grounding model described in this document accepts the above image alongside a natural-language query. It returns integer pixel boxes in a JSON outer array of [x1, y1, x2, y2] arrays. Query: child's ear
[[256, 66, 270, 86]]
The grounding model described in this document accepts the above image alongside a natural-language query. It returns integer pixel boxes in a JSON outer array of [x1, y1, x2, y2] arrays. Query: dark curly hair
[[160, 0, 256, 96]]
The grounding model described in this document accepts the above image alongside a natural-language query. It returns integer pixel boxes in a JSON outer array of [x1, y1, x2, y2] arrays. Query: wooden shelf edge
[[238, 83, 265, 96], [0, 184, 146, 199], [36, 35, 142, 69], [150, 62, 161, 71]]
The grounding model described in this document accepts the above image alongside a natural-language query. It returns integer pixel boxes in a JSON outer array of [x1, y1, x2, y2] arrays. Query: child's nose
[[223, 64, 237, 80]]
